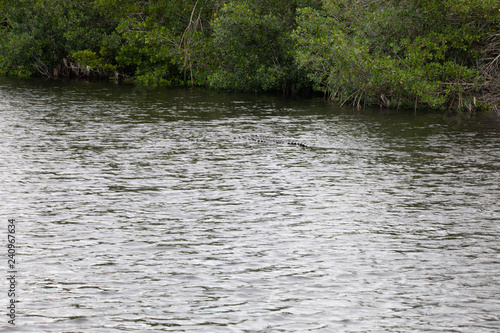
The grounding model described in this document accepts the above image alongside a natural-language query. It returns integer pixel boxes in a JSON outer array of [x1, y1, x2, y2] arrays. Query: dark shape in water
[[213, 133, 309, 148]]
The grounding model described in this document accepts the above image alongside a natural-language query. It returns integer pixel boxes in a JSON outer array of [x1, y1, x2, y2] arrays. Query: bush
[[293, 0, 499, 111], [0, 0, 118, 78], [1, 0, 497, 112]]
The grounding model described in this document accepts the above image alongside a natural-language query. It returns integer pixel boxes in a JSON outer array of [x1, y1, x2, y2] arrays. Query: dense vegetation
[[1, 0, 498, 112]]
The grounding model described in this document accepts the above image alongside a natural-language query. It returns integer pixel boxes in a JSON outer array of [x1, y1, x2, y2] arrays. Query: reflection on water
[[1, 78, 499, 332]]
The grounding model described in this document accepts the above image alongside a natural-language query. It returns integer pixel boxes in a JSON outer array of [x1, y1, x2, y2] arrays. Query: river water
[[0, 78, 499, 332]]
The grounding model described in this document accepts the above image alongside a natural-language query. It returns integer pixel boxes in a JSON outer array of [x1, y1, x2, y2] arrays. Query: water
[[1, 78, 499, 332]]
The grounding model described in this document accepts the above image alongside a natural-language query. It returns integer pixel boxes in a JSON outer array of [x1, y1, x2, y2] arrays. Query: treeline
[[0, 0, 498, 112]]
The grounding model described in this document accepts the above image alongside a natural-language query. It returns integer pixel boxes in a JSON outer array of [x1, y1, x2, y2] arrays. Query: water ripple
[[1, 78, 499, 332]]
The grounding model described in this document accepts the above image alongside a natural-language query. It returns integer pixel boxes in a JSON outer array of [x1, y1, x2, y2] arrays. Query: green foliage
[[209, 2, 286, 91], [0, 0, 117, 78], [70, 49, 117, 75], [106, 0, 219, 85], [293, 0, 499, 111], [0, 0, 498, 111], [115, 18, 176, 84], [208, 1, 316, 92]]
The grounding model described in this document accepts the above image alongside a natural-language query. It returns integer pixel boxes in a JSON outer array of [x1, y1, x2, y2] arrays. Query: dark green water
[[1, 78, 499, 332]]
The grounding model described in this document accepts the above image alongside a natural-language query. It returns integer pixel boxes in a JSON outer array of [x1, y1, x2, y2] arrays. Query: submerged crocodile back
[[211, 133, 309, 148]]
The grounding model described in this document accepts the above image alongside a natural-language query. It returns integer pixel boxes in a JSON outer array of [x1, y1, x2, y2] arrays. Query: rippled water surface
[[1, 78, 499, 332]]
